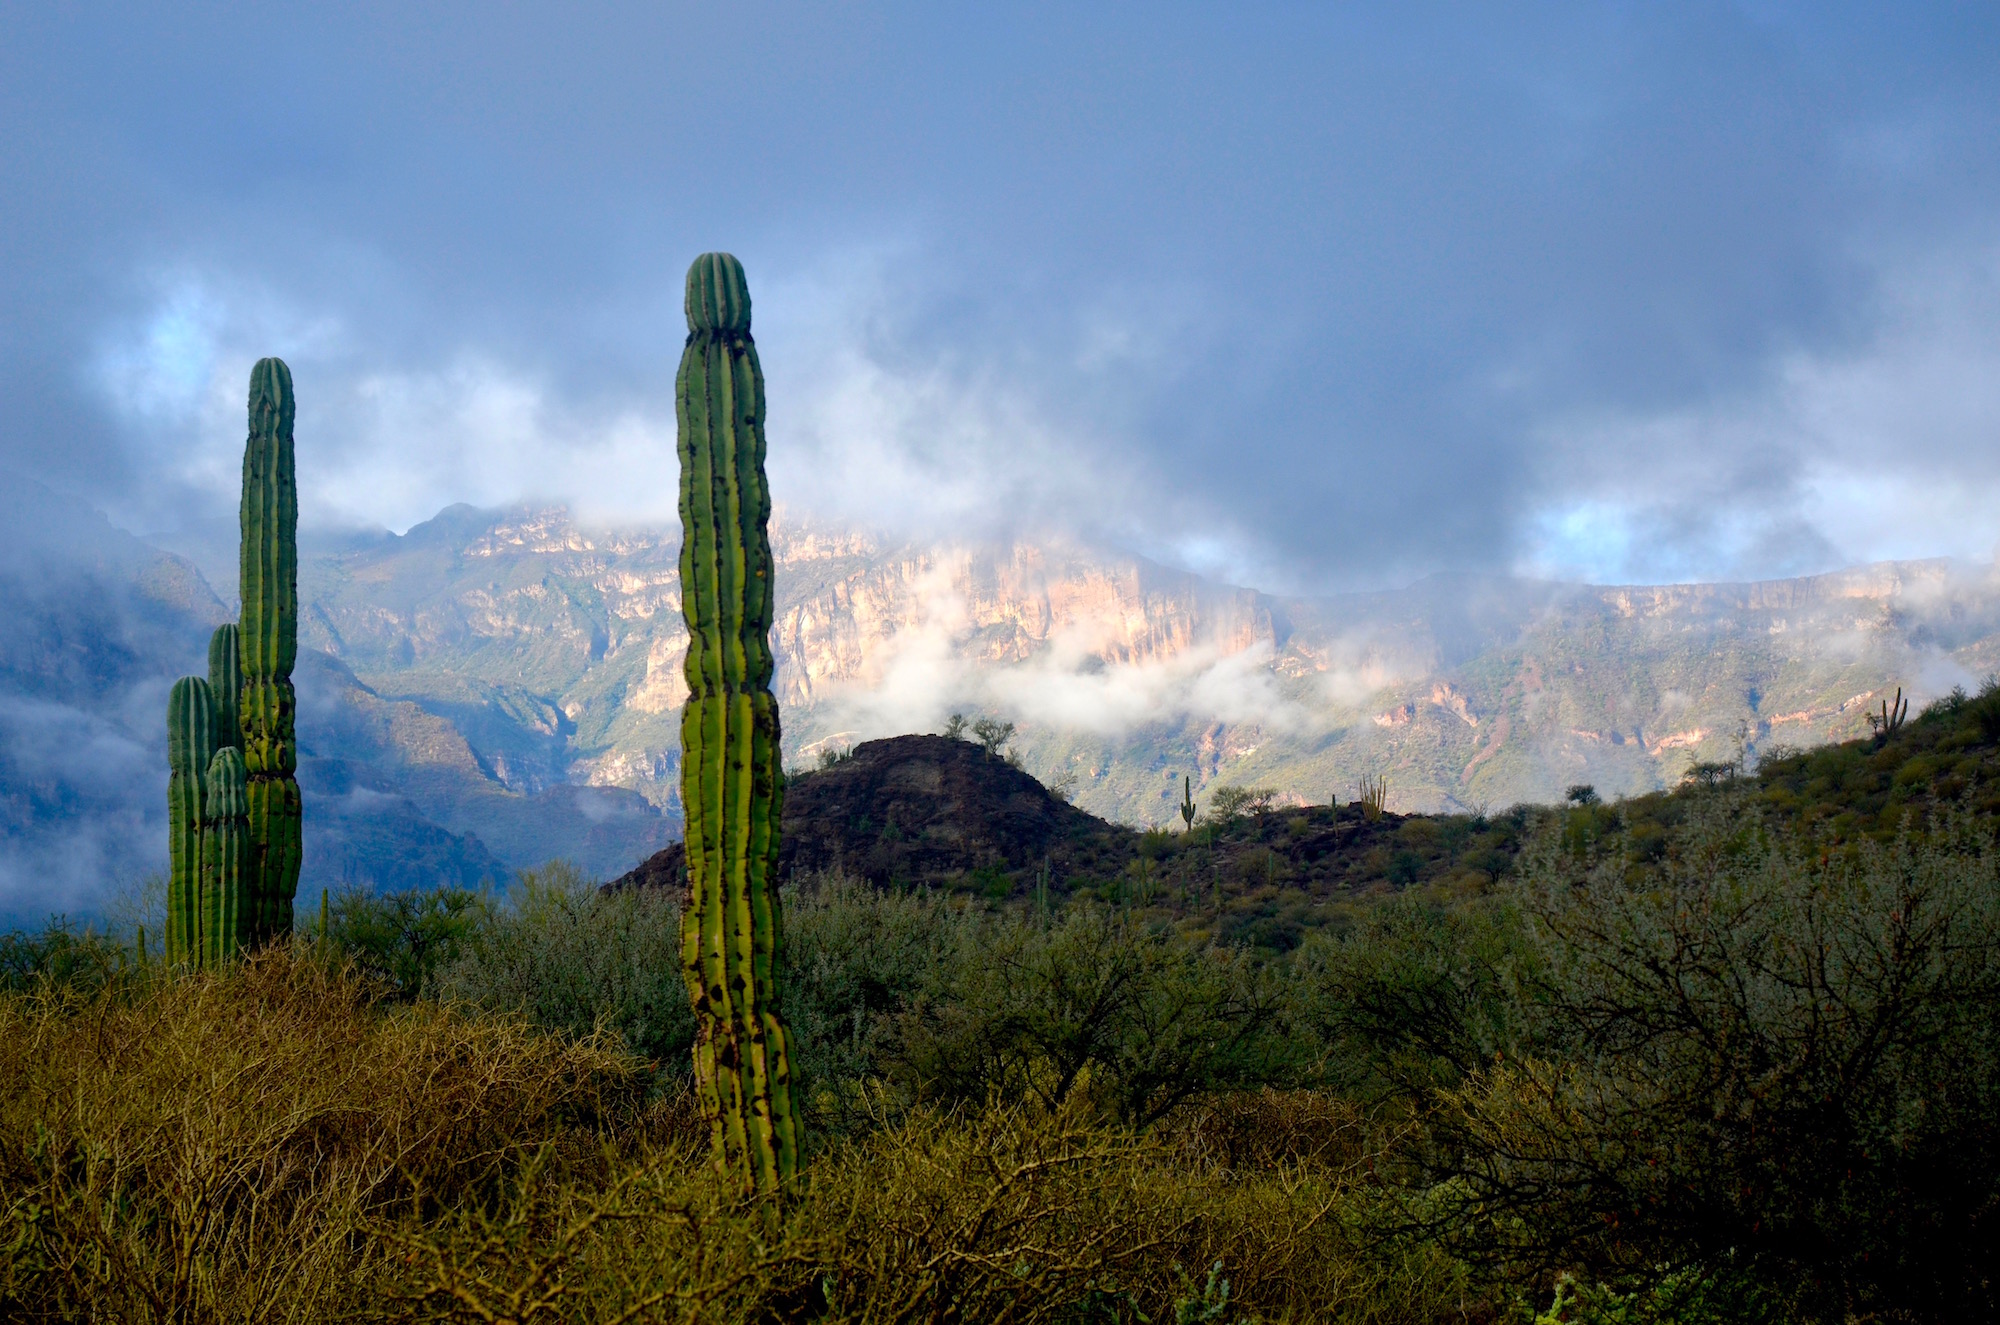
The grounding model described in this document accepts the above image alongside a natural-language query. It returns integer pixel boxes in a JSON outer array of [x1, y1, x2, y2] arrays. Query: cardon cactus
[[200, 746, 251, 965], [166, 676, 218, 966], [208, 624, 241, 752], [240, 358, 302, 942], [676, 252, 802, 1193]]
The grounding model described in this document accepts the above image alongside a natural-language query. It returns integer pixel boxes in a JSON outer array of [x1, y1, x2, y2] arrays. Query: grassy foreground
[[0, 952, 1460, 1323], [12, 689, 2000, 1320]]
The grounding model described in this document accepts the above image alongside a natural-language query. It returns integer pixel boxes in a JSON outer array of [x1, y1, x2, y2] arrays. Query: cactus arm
[[201, 746, 250, 965], [676, 253, 802, 1192], [166, 677, 217, 967], [207, 625, 241, 752]]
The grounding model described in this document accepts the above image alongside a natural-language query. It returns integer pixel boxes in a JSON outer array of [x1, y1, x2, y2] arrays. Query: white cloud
[[1519, 243, 2000, 584], [91, 251, 1181, 552], [808, 561, 1315, 744]]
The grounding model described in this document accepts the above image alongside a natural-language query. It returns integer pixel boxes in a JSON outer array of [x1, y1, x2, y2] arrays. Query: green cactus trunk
[[676, 253, 802, 1194], [240, 358, 302, 944], [165, 677, 217, 966], [201, 746, 251, 965], [208, 624, 241, 751]]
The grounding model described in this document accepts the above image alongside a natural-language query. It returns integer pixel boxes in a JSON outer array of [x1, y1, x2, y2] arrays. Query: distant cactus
[[1179, 776, 1197, 833], [675, 253, 802, 1193], [1868, 687, 1909, 743], [165, 676, 217, 966], [240, 358, 302, 943], [1358, 774, 1389, 821]]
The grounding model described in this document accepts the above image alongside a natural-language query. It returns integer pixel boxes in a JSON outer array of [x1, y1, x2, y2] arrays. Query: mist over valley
[[6, 483, 1988, 921]]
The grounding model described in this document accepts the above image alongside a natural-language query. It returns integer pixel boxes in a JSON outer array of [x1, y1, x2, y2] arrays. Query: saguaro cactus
[[166, 677, 217, 966], [676, 253, 802, 1193], [240, 358, 302, 942], [201, 746, 251, 965]]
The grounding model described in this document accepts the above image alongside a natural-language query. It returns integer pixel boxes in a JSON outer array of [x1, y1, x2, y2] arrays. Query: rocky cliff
[[10, 491, 1993, 922], [293, 503, 1996, 829]]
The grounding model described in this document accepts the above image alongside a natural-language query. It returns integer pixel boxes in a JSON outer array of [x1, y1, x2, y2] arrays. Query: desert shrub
[[372, 1092, 1466, 1324], [1205, 784, 1277, 826], [780, 874, 963, 1125], [0, 949, 643, 1322], [431, 862, 695, 1070], [971, 715, 1015, 757], [890, 906, 1293, 1125], [1430, 799, 2000, 1320], [0, 918, 130, 994], [327, 881, 485, 998], [0, 946, 1477, 1324], [1289, 890, 1530, 1099]]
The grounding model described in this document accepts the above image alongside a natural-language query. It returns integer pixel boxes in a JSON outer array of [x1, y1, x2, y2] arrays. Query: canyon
[[7, 484, 1992, 918]]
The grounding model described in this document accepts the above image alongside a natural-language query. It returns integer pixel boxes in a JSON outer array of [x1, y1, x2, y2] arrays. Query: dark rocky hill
[[610, 734, 1135, 893], [608, 731, 1530, 950]]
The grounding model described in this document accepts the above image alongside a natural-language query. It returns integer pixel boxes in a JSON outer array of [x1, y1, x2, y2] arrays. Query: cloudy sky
[[6, 2, 2000, 592]]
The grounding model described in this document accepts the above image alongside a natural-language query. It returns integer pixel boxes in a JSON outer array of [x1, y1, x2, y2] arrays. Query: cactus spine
[[676, 253, 802, 1193], [166, 677, 217, 966], [240, 358, 302, 943]]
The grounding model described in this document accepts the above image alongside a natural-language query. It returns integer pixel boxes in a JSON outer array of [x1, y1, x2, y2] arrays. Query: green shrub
[[1289, 890, 1529, 1099], [431, 862, 693, 1069], [0, 920, 130, 995], [325, 881, 484, 998], [780, 875, 961, 1125], [1433, 797, 2000, 1319], [890, 905, 1292, 1125]]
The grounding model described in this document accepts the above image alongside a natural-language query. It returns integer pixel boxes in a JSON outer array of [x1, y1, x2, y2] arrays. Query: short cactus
[[200, 746, 251, 965], [240, 358, 302, 942], [676, 252, 803, 1193], [165, 676, 217, 966], [208, 624, 241, 752]]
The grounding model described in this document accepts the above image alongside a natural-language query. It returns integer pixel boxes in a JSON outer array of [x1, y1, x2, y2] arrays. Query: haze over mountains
[[5, 479, 1988, 922]]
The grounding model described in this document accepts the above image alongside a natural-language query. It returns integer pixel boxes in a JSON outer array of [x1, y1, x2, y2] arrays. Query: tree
[[972, 716, 1016, 757]]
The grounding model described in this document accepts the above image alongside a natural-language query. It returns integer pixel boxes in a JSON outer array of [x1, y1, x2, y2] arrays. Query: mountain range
[[4, 483, 1989, 921]]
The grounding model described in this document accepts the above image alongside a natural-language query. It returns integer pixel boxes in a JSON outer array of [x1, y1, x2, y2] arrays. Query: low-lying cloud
[[803, 564, 1319, 750]]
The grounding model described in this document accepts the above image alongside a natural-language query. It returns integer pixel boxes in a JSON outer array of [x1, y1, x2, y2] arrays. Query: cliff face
[[9, 491, 1998, 918], [291, 502, 2000, 829], [300, 507, 1297, 817]]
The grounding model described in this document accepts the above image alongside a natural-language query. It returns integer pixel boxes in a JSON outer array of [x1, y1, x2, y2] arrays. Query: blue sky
[[6, 2, 2000, 590]]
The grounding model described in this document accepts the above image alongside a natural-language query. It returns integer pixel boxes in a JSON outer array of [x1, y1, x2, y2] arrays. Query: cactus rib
[[166, 676, 217, 966], [676, 252, 801, 1193], [239, 357, 302, 943]]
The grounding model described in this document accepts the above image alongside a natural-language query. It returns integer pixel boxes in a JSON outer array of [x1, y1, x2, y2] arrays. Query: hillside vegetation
[[5, 692, 2000, 1320]]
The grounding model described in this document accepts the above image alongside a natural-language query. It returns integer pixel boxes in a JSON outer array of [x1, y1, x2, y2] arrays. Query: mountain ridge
[[287, 502, 1990, 825], [6, 490, 1990, 919]]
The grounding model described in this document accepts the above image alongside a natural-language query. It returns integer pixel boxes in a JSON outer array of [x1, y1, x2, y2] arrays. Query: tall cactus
[[676, 253, 802, 1193], [240, 358, 302, 943], [201, 746, 251, 965], [165, 677, 217, 966]]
